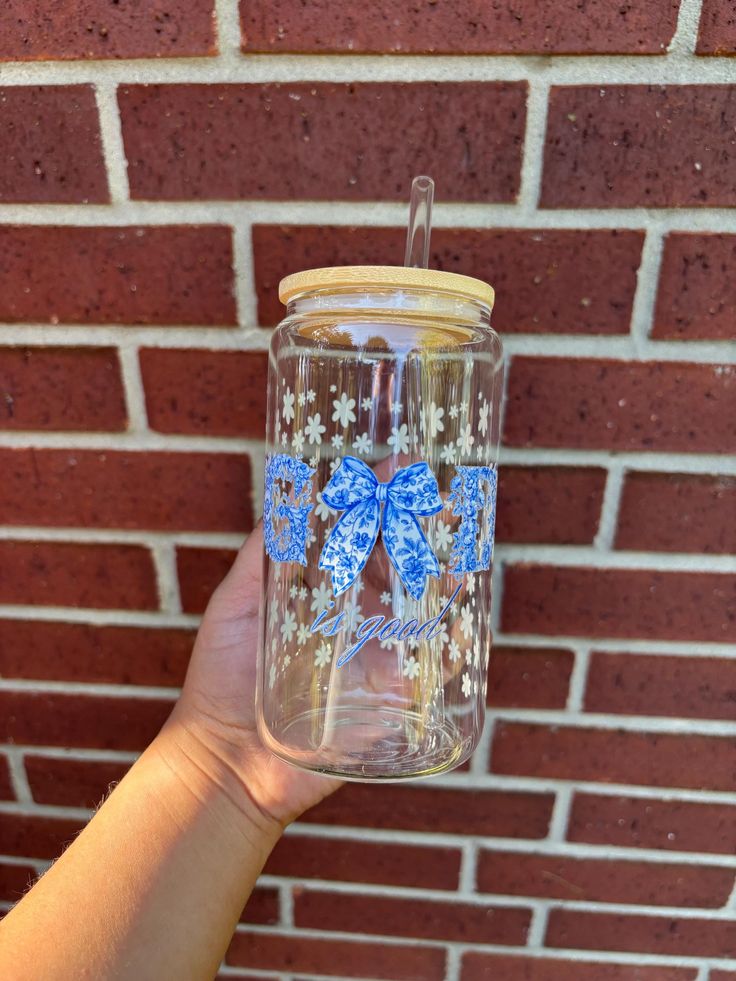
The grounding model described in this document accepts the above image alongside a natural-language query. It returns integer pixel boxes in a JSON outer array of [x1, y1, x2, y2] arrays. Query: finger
[[205, 523, 264, 624]]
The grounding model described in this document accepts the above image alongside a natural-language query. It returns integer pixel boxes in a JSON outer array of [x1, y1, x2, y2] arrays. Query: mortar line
[[0, 51, 734, 84], [525, 902, 550, 947], [458, 840, 478, 893], [516, 76, 550, 215], [669, 0, 706, 55], [444, 945, 462, 981], [593, 463, 626, 551], [547, 787, 574, 843], [228, 922, 736, 969], [4, 748, 33, 805], [3, 200, 736, 232], [150, 539, 183, 615], [565, 648, 592, 712], [629, 224, 667, 357], [117, 344, 150, 434], [279, 882, 294, 929], [232, 218, 259, 327], [93, 79, 130, 204], [253, 877, 736, 919]]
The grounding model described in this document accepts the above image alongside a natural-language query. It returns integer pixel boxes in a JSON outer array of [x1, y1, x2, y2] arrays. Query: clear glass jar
[[257, 267, 503, 780]]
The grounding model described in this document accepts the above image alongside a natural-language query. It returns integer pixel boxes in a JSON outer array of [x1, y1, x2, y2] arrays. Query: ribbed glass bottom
[[258, 707, 476, 781]]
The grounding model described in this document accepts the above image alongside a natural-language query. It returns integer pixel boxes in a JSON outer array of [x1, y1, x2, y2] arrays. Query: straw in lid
[[278, 265, 495, 310]]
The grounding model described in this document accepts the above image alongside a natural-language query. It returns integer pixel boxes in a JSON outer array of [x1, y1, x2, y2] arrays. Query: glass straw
[[404, 175, 435, 269]]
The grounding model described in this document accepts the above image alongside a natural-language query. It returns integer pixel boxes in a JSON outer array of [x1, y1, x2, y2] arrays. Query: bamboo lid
[[278, 265, 494, 310]]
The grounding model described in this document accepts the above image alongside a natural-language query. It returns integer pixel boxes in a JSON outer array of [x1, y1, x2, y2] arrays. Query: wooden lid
[[278, 265, 494, 310]]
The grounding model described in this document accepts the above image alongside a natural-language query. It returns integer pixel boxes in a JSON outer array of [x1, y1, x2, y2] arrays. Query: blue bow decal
[[319, 456, 443, 600]]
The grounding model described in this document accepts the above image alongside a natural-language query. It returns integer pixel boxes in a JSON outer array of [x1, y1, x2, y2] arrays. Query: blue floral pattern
[[263, 453, 315, 565], [447, 465, 497, 579], [319, 456, 443, 600]]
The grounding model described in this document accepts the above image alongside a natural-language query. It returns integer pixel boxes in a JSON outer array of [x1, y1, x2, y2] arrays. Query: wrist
[[152, 712, 284, 849]]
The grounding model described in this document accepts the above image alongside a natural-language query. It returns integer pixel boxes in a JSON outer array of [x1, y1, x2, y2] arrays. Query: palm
[[176, 525, 341, 826]]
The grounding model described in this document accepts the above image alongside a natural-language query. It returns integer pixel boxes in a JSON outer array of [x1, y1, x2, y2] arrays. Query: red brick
[[461, 952, 697, 981], [0, 448, 252, 532], [0, 811, 85, 860], [586, 652, 736, 721], [0, 691, 171, 750], [546, 908, 736, 957], [25, 755, 131, 808], [0, 620, 193, 687], [265, 835, 460, 890], [240, 886, 279, 926], [616, 472, 736, 555], [542, 85, 736, 208], [241, 0, 679, 54], [653, 233, 736, 340], [711, 973, 736, 981], [697, 0, 736, 54], [502, 564, 736, 643], [140, 349, 267, 437], [119, 83, 526, 203], [570, 793, 736, 856], [300, 784, 554, 839], [0, 347, 126, 432], [0, 541, 158, 610], [0, 755, 14, 800], [0, 2, 216, 60], [252, 225, 643, 334], [227, 930, 445, 980], [503, 357, 736, 453], [0, 862, 37, 903], [488, 647, 573, 709], [176, 546, 237, 614], [491, 722, 736, 792], [476, 849, 733, 907], [0, 225, 235, 326], [497, 466, 606, 544], [294, 890, 530, 945], [0, 85, 107, 203]]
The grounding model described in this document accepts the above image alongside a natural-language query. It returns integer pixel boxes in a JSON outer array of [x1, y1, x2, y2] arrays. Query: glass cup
[[257, 266, 503, 780]]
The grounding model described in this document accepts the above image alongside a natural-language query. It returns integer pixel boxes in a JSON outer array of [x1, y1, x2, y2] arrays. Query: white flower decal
[[310, 581, 332, 613], [332, 393, 357, 427], [307, 389, 316, 403], [479, 399, 490, 437], [449, 405, 459, 419], [361, 397, 372, 411], [352, 432, 372, 455], [462, 672, 472, 697], [435, 520, 453, 552], [457, 423, 475, 456], [423, 401, 445, 437], [388, 423, 410, 455], [314, 492, 334, 521], [282, 387, 295, 424], [297, 623, 310, 644], [269, 663, 277, 689], [440, 444, 456, 464], [298, 392, 306, 406], [280, 609, 297, 642], [331, 433, 344, 449], [315, 641, 332, 668], [448, 638, 461, 662], [380, 591, 392, 605], [460, 603, 473, 639], [403, 656, 420, 679], [292, 430, 305, 454], [305, 413, 326, 445]]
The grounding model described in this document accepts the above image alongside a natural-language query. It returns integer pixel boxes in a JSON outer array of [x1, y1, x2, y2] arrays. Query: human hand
[[168, 525, 342, 830]]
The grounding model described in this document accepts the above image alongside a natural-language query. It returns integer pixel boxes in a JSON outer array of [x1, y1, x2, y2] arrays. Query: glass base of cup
[[257, 705, 477, 781]]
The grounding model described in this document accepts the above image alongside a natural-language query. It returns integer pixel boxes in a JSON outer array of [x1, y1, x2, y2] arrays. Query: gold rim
[[278, 265, 494, 310]]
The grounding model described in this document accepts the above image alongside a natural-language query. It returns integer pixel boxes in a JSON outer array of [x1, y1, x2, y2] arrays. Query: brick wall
[[0, 2, 735, 979]]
